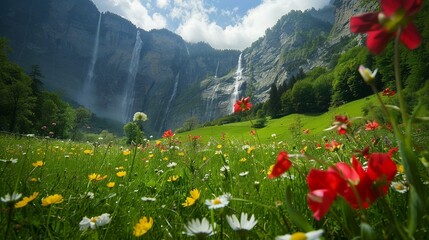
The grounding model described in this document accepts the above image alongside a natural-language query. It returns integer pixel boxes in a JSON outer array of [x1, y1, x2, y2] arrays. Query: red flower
[[250, 129, 256, 136], [350, 0, 423, 54], [233, 97, 252, 113], [162, 130, 175, 138], [325, 140, 342, 152], [268, 151, 292, 179], [365, 121, 380, 131], [325, 115, 351, 135], [382, 87, 396, 96]]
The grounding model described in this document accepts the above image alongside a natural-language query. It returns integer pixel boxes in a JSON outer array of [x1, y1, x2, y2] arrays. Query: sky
[[91, 0, 331, 50]]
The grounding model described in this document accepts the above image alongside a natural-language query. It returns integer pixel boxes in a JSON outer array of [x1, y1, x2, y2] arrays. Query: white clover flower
[[79, 213, 111, 231], [184, 217, 216, 237], [1, 192, 22, 203], [226, 212, 258, 231], [205, 193, 231, 209], [141, 197, 156, 202], [276, 229, 324, 240], [167, 162, 177, 168]]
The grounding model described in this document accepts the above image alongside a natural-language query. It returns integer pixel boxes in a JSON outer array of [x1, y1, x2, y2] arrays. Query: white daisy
[[184, 217, 216, 237], [226, 212, 258, 231], [391, 181, 409, 193], [79, 213, 111, 231], [275, 229, 324, 240], [167, 162, 177, 168], [1, 192, 22, 203], [205, 193, 231, 209], [239, 171, 249, 177]]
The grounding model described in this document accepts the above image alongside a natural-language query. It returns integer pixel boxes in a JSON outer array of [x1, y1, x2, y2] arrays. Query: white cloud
[[92, 0, 167, 30], [176, 0, 331, 50], [156, 0, 169, 9]]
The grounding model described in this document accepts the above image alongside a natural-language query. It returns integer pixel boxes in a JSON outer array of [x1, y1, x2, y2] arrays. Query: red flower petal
[[268, 151, 292, 178], [366, 29, 392, 54], [367, 153, 397, 182], [380, 0, 403, 16], [330, 162, 360, 185], [307, 189, 337, 220], [307, 169, 346, 192], [400, 23, 422, 50], [350, 13, 380, 33]]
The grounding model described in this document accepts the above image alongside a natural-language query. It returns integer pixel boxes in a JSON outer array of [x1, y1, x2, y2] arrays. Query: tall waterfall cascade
[[121, 30, 143, 123], [82, 12, 102, 108], [160, 73, 180, 131], [229, 53, 245, 113]]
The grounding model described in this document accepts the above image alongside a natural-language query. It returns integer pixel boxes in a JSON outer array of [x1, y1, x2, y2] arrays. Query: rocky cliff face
[[0, 0, 367, 136]]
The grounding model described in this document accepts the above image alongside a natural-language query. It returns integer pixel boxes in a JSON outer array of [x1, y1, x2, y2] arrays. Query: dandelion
[[32, 161, 45, 167], [88, 173, 107, 181], [205, 193, 231, 209], [116, 171, 126, 177], [133, 216, 153, 237], [83, 149, 93, 155], [184, 217, 216, 237], [123, 149, 131, 156], [227, 212, 258, 232], [1, 192, 22, 203], [41, 194, 64, 206], [107, 182, 115, 188], [182, 188, 201, 207], [133, 112, 148, 122], [167, 175, 179, 182], [79, 213, 111, 231], [276, 229, 324, 240]]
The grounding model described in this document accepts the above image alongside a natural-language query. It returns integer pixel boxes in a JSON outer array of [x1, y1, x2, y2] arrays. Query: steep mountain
[[0, 0, 367, 136]]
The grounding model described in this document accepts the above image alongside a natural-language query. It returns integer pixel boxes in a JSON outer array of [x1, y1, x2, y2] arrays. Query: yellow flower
[[116, 171, 127, 177], [41, 194, 63, 206], [133, 217, 153, 237], [107, 182, 115, 188], [178, 152, 185, 156], [167, 175, 179, 182], [163, 157, 169, 161], [123, 149, 131, 156], [182, 188, 200, 207], [148, 154, 154, 158], [267, 164, 275, 176], [32, 161, 45, 167], [30, 177, 38, 182], [15, 192, 39, 208], [397, 164, 405, 174], [247, 146, 255, 154], [217, 144, 222, 149], [202, 156, 207, 161], [84, 149, 93, 155], [88, 173, 107, 181], [239, 157, 247, 163]]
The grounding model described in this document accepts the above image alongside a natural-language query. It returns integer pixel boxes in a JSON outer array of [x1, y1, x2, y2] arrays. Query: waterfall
[[121, 30, 143, 123], [82, 12, 102, 108], [229, 53, 244, 113], [185, 43, 190, 56], [160, 73, 180, 131], [205, 60, 220, 121]]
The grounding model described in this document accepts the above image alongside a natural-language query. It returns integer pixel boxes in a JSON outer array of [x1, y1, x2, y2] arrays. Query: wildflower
[[141, 197, 156, 202], [247, 146, 255, 154], [167, 162, 177, 168], [269, 151, 292, 179], [79, 213, 111, 231], [1, 192, 22, 203], [250, 129, 256, 136], [365, 121, 380, 131], [182, 188, 200, 207], [239, 157, 247, 163], [382, 87, 396, 96], [358, 65, 378, 84], [184, 217, 216, 237], [226, 212, 258, 231], [0, 158, 18, 164], [88, 173, 107, 181], [205, 193, 231, 209], [350, 0, 422, 54], [41, 194, 64, 206], [162, 130, 175, 138], [30, 178, 39, 182], [133, 112, 148, 122], [107, 182, 115, 188], [15, 192, 39, 208], [325, 115, 351, 135], [325, 140, 342, 152], [276, 229, 324, 240], [220, 165, 230, 172], [307, 153, 397, 220], [84, 149, 93, 155], [116, 171, 126, 177], [391, 181, 409, 193], [239, 171, 249, 177], [32, 161, 45, 167], [234, 96, 252, 113], [122, 149, 131, 156], [167, 175, 179, 182], [133, 216, 153, 237]]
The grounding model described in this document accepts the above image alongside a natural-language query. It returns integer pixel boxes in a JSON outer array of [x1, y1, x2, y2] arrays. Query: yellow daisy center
[[290, 232, 307, 240], [213, 198, 221, 205]]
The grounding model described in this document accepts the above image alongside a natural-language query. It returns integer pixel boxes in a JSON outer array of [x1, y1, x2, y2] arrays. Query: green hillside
[[178, 95, 378, 144]]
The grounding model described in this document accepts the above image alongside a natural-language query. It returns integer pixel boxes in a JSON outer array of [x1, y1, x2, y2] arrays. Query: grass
[[0, 95, 428, 239]]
